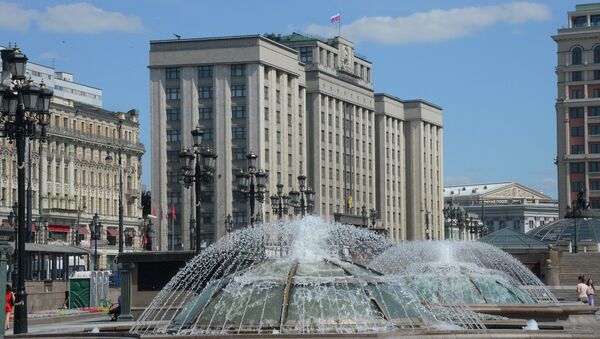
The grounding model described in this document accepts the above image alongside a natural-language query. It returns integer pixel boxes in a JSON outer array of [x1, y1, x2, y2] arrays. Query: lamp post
[[566, 189, 588, 253], [369, 208, 378, 228], [361, 205, 368, 228], [144, 218, 153, 251], [0, 46, 53, 334], [288, 175, 316, 217], [225, 214, 234, 233], [103, 112, 126, 253], [236, 152, 268, 226], [179, 126, 217, 253], [90, 213, 102, 271], [270, 184, 290, 219]]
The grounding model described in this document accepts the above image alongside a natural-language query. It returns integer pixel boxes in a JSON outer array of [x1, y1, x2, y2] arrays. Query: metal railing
[[47, 125, 145, 151]]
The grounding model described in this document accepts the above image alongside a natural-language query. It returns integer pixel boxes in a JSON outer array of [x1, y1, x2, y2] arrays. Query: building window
[[203, 128, 214, 141], [166, 88, 180, 100], [166, 108, 180, 121], [167, 171, 179, 184], [232, 126, 246, 139], [592, 199, 600, 209], [595, 89, 600, 98], [233, 212, 247, 224], [591, 180, 600, 190], [572, 47, 583, 65], [589, 162, 600, 172], [166, 129, 181, 142], [571, 144, 585, 154], [199, 107, 212, 120], [595, 46, 600, 64], [573, 16, 587, 28], [198, 65, 213, 78], [593, 15, 600, 26], [570, 107, 584, 118], [231, 64, 245, 77], [571, 162, 585, 173], [590, 125, 600, 135], [167, 192, 181, 204], [199, 86, 213, 99], [166, 67, 180, 80], [299, 47, 313, 63], [571, 88, 584, 99], [572, 181, 585, 192], [233, 148, 246, 160], [232, 105, 247, 118], [572, 71, 583, 81], [595, 70, 600, 80], [591, 143, 600, 153], [231, 84, 246, 97]]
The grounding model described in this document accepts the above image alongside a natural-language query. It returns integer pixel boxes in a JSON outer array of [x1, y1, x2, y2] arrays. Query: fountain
[[369, 241, 557, 304], [130, 217, 485, 335]]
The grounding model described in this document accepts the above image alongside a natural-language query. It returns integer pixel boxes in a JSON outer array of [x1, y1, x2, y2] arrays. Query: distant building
[[0, 50, 145, 272], [553, 3, 600, 216], [149, 33, 445, 249], [444, 182, 559, 234]]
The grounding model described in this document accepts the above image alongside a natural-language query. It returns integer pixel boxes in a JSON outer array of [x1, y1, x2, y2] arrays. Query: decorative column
[[40, 143, 48, 209], [117, 262, 134, 321]]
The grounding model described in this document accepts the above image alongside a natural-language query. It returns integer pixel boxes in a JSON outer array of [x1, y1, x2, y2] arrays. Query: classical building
[[0, 53, 145, 271], [374, 94, 443, 241], [444, 182, 559, 234], [554, 3, 600, 216], [150, 33, 444, 249]]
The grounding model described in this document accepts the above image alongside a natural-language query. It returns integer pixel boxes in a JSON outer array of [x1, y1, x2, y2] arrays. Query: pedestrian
[[577, 275, 589, 303], [5, 284, 13, 330], [587, 278, 595, 306]]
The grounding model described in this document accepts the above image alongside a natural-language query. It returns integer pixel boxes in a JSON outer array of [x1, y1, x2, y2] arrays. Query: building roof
[[444, 182, 513, 198], [5, 242, 93, 255], [527, 218, 600, 245], [479, 227, 549, 250]]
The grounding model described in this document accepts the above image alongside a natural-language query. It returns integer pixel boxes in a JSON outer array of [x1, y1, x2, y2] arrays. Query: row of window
[[572, 180, 600, 192], [166, 106, 247, 121], [166, 84, 246, 101], [570, 161, 600, 173], [165, 65, 246, 80], [570, 125, 600, 136], [569, 106, 600, 117], [166, 126, 247, 142]]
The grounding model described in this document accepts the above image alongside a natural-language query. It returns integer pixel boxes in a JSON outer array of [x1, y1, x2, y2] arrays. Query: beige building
[[150, 35, 307, 250], [0, 58, 145, 271], [374, 94, 444, 241], [150, 33, 444, 248], [554, 3, 600, 216]]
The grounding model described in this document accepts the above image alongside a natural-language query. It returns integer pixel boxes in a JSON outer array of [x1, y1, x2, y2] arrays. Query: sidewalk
[[6, 313, 136, 337]]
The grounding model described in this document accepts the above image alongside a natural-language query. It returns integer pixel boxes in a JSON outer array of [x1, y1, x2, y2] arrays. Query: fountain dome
[[400, 262, 535, 305], [527, 218, 600, 251]]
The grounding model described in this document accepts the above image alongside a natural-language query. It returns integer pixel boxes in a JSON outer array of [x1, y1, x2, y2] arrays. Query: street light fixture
[[566, 189, 588, 253], [0, 46, 53, 334], [369, 208, 378, 228], [236, 152, 268, 226], [361, 205, 368, 228], [270, 183, 291, 219], [225, 214, 234, 233], [288, 175, 315, 217], [90, 213, 103, 271], [179, 126, 217, 253]]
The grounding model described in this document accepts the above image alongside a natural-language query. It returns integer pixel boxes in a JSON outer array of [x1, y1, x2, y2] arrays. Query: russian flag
[[330, 13, 341, 23]]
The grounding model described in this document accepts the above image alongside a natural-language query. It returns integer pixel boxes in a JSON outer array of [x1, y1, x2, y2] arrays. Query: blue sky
[[0, 0, 583, 198]]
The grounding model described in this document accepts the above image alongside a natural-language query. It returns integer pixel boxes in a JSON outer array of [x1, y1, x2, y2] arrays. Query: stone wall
[[25, 280, 69, 312]]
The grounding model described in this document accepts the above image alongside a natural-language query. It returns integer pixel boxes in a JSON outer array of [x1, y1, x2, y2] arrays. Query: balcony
[[47, 125, 145, 152]]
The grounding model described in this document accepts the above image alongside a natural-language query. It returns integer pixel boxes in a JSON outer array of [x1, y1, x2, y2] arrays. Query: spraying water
[[131, 217, 485, 335]]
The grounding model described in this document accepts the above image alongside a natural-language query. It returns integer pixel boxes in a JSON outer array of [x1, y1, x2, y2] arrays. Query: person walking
[[5, 284, 13, 330], [587, 278, 595, 306], [577, 275, 589, 303]]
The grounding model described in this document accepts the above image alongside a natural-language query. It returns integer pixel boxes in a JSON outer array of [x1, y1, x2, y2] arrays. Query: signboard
[[0, 227, 15, 242]]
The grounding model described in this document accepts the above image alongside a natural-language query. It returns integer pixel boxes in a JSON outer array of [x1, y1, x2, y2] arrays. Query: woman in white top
[[577, 275, 589, 303], [587, 278, 595, 306]]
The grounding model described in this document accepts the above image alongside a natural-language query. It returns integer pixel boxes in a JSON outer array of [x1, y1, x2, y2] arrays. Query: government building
[[0, 51, 145, 273], [554, 3, 600, 216], [150, 33, 444, 250]]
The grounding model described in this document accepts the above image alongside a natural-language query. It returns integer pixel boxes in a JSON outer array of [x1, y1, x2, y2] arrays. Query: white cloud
[[305, 2, 551, 44], [39, 51, 59, 60], [0, 2, 39, 31], [0, 1, 144, 33]]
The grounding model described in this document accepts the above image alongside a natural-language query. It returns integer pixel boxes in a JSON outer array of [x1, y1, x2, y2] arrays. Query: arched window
[[572, 47, 583, 65], [594, 46, 600, 63]]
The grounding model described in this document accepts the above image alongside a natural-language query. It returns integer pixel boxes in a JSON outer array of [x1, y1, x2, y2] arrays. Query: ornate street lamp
[[89, 213, 102, 271], [369, 208, 378, 228], [361, 205, 368, 228], [236, 152, 268, 226], [288, 175, 316, 217], [179, 126, 217, 253], [270, 183, 291, 219], [225, 214, 234, 233], [566, 189, 589, 253], [0, 46, 53, 334]]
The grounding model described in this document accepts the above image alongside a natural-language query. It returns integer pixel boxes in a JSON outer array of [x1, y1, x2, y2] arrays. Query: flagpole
[[338, 11, 341, 37]]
